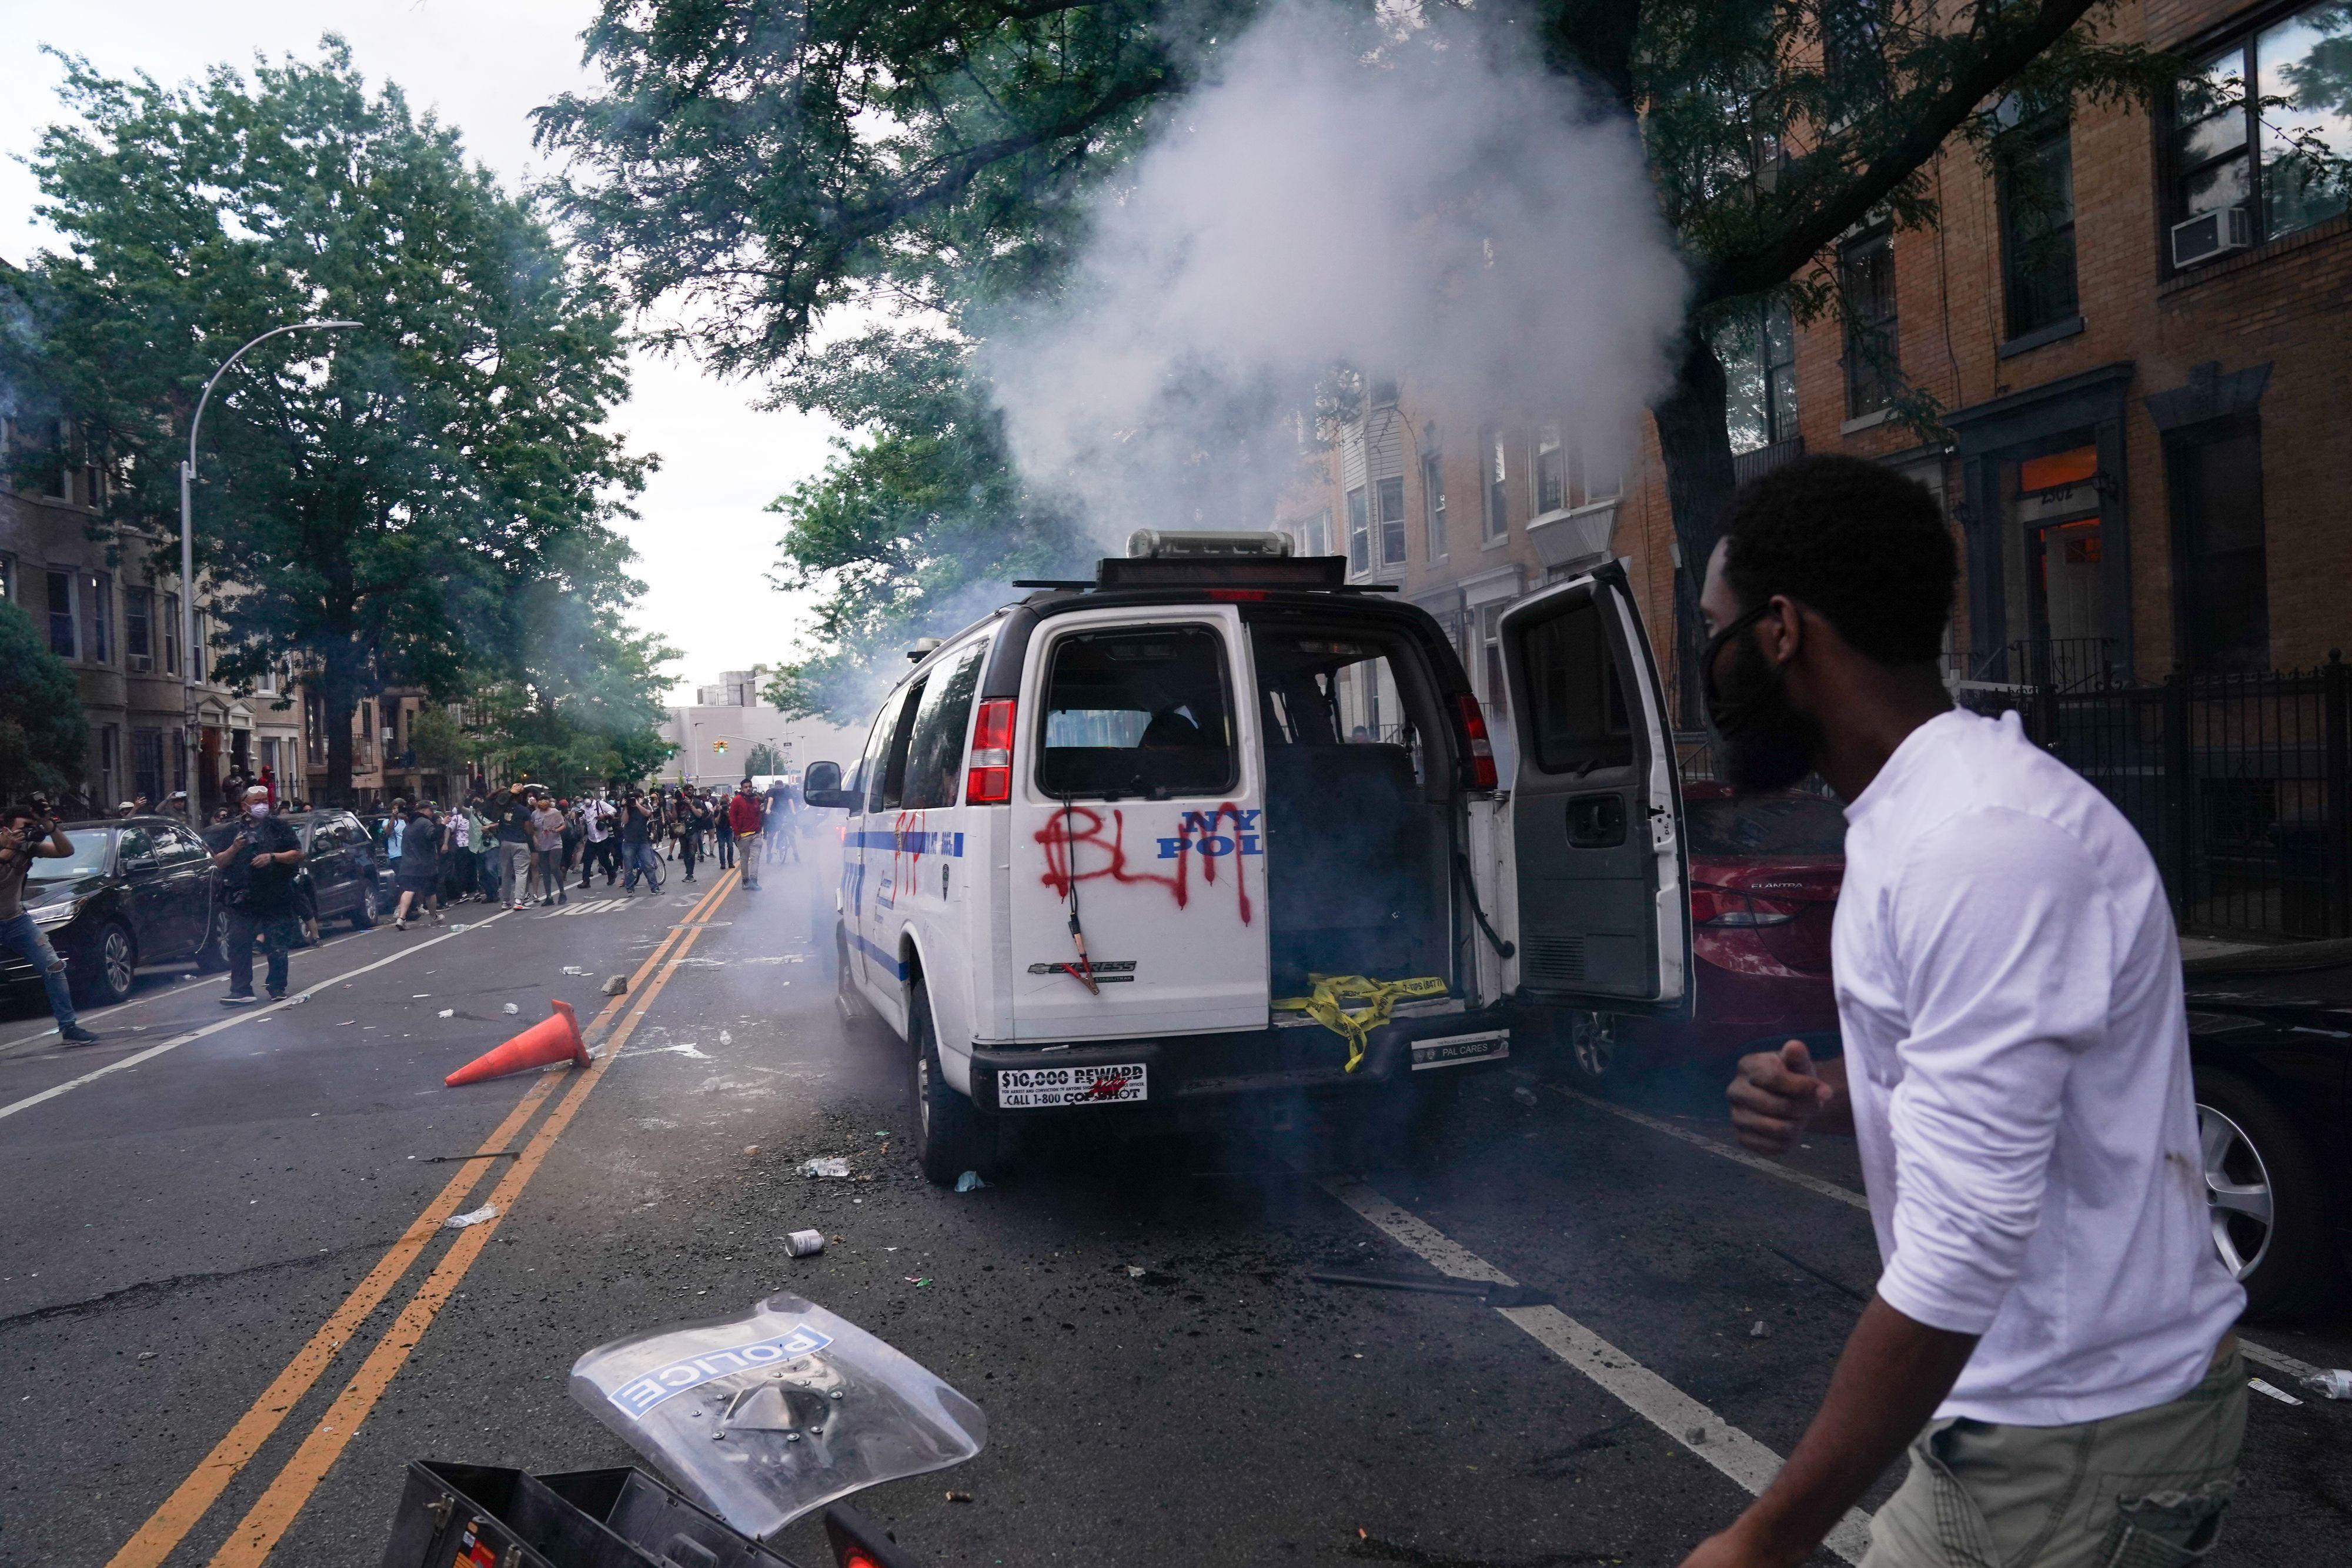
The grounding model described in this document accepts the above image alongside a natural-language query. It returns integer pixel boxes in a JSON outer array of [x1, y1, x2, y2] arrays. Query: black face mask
[[1701, 600, 1822, 795]]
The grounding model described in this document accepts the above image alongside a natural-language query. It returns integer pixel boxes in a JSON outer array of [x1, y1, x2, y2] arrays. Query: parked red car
[[1565, 783, 1845, 1080]]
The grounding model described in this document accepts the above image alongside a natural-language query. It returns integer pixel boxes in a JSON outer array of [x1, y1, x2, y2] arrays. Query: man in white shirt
[[577, 791, 617, 890], [1681, 456, 2244, 1568]]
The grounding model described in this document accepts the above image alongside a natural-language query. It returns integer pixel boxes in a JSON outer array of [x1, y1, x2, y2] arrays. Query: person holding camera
[[211, 784, 305, 1005], [1, 802, 99, 1044]]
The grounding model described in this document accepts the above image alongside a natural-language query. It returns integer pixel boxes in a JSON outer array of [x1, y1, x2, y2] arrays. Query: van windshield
[[1036, 626, 1236, 800]]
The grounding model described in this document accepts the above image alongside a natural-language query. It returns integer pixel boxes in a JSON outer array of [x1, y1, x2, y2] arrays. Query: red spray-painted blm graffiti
[[1034, 803, 1253, 925]]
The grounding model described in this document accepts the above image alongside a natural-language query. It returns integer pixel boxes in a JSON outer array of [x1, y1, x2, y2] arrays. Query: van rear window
[[1037, 626, 1236, 800]]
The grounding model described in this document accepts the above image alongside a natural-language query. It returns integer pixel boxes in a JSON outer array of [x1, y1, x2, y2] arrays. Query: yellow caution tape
[[1272, 974, 1451, 1072]]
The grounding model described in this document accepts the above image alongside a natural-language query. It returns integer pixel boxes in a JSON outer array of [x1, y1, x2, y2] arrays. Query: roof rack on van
[[1012, 529, 1408, 593]]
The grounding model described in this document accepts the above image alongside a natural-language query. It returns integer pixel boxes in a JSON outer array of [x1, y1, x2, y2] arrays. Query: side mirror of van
[[803, 760, 856, 809]]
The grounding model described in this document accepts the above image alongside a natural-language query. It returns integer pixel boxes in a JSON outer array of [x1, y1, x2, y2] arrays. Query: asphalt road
[[2, 845, 2348, 1568]]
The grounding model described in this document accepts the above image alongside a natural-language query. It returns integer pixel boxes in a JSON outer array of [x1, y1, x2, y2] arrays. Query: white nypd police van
[[801, 532, 1692, 1184]]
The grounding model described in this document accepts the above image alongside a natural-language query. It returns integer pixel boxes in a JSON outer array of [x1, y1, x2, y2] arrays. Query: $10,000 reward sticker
[[998, 1063, 1147, 1109]]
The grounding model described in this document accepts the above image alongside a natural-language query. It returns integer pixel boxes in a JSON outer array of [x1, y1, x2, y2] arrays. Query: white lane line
[[1322, 1178, 1873, 1564], [0, 922, 395, 1057], [1548, 1086, 2326, 1394], [0, 912, 511, 1124], [1552, 1085, 1869, 1212]]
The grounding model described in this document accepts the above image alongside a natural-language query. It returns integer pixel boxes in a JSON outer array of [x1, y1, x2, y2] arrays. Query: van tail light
[[824, 1502, 916, 1568], [964, 698, 1016, 804], [1455, 694, 1498, 790], [1691, 884, 1799, 928]]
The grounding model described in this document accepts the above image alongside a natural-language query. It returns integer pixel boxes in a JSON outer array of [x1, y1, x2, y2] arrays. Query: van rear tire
[[906, 980, 989, 1186]]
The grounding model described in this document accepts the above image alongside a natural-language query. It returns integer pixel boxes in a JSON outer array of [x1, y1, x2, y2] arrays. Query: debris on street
[[742, 1144, 760, 1155], [502, 1001, 520, 1014], [445, 1204, 499, 1228], [801, 1156, 851, 1178], [562, 965, 587, 975], [1750, 1320, 1770, 1339], [1511, 1085, 1540, 1107], [602, 974, 629, 995], [945, 1490, 972, 1503], [954, 1170, 987, 1192], [784, 1229, 826, 1257], [2306, 1369, 2352, 1400], [437, 1008, 454, 1018], [2249, 1377, 2304, 1406]]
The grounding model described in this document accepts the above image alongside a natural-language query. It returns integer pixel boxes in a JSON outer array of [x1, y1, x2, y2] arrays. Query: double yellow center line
[[108, 867, 741, 1568]]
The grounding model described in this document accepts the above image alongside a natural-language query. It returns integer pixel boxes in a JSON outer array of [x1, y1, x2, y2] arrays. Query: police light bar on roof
[[1126, 529, 1294, 559]]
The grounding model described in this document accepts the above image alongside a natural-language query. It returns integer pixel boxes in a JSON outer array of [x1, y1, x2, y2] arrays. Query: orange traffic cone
[[445, 999, 588, 1086]]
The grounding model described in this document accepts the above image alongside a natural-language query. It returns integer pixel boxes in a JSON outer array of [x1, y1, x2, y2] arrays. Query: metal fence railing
[[1677, 653, 2352, 940], [1959, 654, 2352, 940]]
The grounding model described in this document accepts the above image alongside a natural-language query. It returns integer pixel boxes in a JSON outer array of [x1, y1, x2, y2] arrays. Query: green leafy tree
[[406, 705, 468, 773], [3, 39, 653, 800], [760, 331, 1083, 719], [0, 599, 90, 801], [743, 741, 787, 776], [541, 0, 2188, 701]]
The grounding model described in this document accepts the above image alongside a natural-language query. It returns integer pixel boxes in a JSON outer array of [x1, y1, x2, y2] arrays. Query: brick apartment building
[[1274, 0, 2350, 742], [1, 417, 310, 814]]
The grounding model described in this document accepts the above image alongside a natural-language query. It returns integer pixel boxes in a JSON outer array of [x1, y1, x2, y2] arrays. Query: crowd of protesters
[[2, 775, 809, 1044], [363, 777, 806, 926]]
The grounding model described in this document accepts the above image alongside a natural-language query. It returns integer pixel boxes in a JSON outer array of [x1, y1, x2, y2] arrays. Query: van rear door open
[[1497, 564, 1693, 1016], [1007, 604, 1271, 1041]]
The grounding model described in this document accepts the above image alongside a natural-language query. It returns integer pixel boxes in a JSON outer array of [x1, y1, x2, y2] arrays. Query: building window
[[2167, 415, 2269, 674], [1585, 430, 1625, 503], [1345, 484, 1371, 574], [1532, 425, 1568, 514], [0, 553, 14, 602], [1422, 437, 1448, 561], [1295, 509, 1331, 557], [2171, 6, 2352, 250], [88, 571, 112, 665], [1484, 429, 1509, 540], [1718, 300, 1800, 455], [1997, 113, 2080, 336], [1839, 223, 1899, 416], [162, 592, 180, 674], [1822, 0, 1890, 108], [99, 724, 119, 805], [1479, 603, 1510, 724], [126, 587, 153, 671], [46, 569, 76, 659], [134, 730, 165, 803], [1375, 475, 1406, 568]]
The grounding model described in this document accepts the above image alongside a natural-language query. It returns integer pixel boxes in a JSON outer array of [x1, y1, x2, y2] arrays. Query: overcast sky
[[0, 0, 843, 705]]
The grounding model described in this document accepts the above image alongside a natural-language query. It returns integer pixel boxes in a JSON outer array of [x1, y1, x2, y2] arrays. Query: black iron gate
[[1961, 653, 2352, 940]]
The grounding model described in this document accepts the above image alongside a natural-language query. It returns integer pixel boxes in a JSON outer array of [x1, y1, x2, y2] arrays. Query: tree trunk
[[1649, 334, 1742, 727], [320, 669, 358, 808]]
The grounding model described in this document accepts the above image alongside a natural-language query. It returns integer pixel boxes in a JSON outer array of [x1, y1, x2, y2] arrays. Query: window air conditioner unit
[[128, 654, 152, 673], [2171, 206, 2251, 269]]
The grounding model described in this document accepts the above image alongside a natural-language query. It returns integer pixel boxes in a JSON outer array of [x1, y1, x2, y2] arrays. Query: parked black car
[[2180, 940, 2352, 1319], [196, 809, 384, 962], [2, 817, 218, 1007]]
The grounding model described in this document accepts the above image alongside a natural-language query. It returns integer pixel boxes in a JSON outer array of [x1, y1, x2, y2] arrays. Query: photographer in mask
[[1, 801, 99, 1044], [210, 784, 304, 1005]]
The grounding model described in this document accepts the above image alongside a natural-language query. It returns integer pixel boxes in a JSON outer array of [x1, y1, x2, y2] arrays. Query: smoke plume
[[984, 0, 1688, 538]]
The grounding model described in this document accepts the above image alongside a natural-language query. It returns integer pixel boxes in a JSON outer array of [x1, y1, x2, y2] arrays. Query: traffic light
[[713, 738, 728, 753]]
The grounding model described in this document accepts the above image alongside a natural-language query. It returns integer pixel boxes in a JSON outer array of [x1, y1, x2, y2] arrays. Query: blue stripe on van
[[846, 828, 964, 858], [850, 930, 910, 981]]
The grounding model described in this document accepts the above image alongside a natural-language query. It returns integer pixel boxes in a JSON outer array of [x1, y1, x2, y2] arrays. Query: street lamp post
[[180, 320, 359, 815]]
